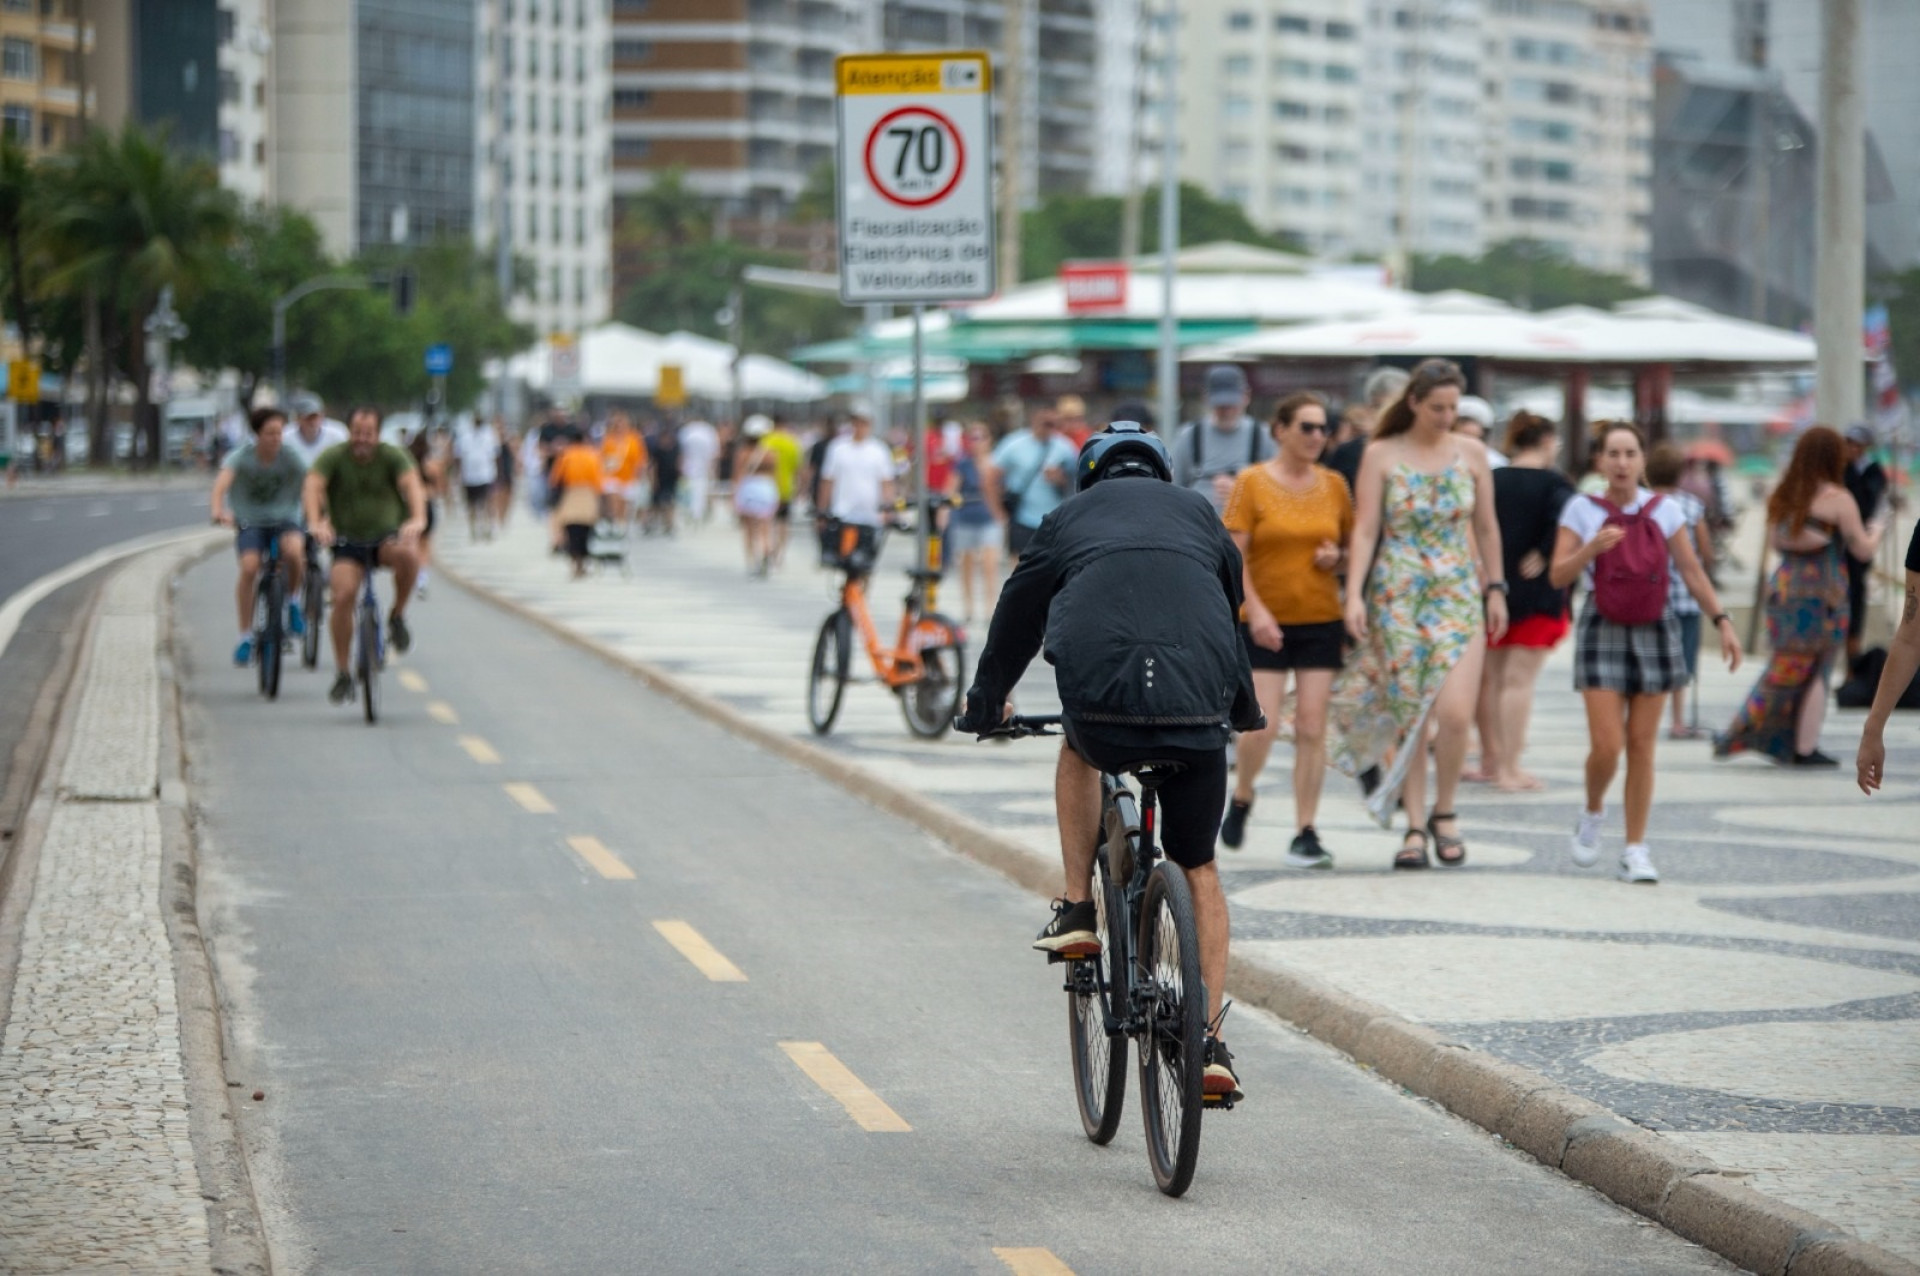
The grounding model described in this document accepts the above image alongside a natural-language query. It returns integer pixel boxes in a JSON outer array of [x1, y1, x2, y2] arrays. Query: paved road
[[0, 483, 210, 837], [174, 555, 1734, 1274]]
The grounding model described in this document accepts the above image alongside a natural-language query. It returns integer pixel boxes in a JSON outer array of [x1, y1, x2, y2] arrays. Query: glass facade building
[[357, 0, 476, 247]]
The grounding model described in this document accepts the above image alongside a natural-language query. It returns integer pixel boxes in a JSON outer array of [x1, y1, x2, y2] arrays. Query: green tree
[[1872, 267, 1920, 394], [1409, 239, 1646, 311], [615, 170, 855, 356], [1018, 184, 1306, 281], [178, 205, 332, 407], [0, 137, 39, 347], [39, 124, 237, 465]]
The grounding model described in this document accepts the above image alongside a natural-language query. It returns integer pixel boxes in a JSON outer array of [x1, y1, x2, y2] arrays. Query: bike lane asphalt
[[436, 512, 1920, 1269], [166, 548, 1736, 1274]]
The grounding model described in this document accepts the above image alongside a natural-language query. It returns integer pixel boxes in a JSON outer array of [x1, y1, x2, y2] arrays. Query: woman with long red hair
[[1718, 426, 1882, 765]]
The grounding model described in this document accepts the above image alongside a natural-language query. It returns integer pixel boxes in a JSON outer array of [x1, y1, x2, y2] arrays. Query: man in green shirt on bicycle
[[303, 406, 428, 703]]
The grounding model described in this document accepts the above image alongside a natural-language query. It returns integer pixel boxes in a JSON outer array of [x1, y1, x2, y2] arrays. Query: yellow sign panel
[[8, 360, 38, 404], [836, 52, 990, 96], [656, 363, 685, 408]]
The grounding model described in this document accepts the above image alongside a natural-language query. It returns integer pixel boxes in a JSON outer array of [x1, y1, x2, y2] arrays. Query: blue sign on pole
[[424, 343, 454, 376]]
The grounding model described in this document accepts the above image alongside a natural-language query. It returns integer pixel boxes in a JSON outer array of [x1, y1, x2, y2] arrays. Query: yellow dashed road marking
[[778, 1042, 911, 1132], [652, 920, 746, 981], [993, 1249, 1076, 1276], [426, 700, 459, 725], [396, 670, 428, 693], [566, 835, 635, 880], [457, 736, 501, 764], [503, 783, 555, 814]]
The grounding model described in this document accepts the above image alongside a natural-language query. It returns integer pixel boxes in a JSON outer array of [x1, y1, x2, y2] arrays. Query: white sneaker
[[1571, 809, 1604, 868], [1619, 844, 1659, 883]]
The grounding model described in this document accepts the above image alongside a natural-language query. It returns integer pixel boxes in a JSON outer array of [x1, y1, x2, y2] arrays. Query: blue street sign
[[424, 343, 454, 376]]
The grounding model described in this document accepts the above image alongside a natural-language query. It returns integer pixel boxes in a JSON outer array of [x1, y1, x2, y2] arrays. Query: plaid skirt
[[1573, 600, 1685, 696]]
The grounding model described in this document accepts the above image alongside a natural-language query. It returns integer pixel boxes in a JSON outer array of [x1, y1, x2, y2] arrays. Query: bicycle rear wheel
[[806, 609, 851, 735], [1068, 846, 1127, 1144], [899, 618, 964, 738], [358, 605, 381, 724], [1136, 860, 1206, 1197], [300, 562, 324, 668], [260, 573, 285, 700]]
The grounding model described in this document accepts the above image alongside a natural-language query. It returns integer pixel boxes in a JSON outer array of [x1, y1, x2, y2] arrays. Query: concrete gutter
[[443, 564, 1918, 1276]]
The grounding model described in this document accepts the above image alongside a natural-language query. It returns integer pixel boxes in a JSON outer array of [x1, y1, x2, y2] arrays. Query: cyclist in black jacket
[[957, 422, 1263, 1099]]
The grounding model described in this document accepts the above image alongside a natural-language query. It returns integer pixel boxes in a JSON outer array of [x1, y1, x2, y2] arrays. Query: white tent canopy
[[961, 265, 1408, 326], [498, 322, 828, 401], [1188, 292, 1817, 368]]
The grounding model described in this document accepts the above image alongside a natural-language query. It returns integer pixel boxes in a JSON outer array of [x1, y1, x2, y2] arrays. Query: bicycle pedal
[[1203, 1094, 1237, 1111]]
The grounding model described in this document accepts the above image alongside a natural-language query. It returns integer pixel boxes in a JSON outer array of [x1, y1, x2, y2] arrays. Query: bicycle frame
[[834, 522, 958, 689], [1085, 770, 1165, 1037]]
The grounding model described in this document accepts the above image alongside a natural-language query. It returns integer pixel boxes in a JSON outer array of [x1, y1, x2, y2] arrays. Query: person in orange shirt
[[550, 428, 605, 578], [1219, 391, 1354, 869], [599, 411, 647, 527]]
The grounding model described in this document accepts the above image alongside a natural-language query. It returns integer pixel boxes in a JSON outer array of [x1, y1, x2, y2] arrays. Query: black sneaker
[[1033, 898, 1100, 957], [1219, 797, 1253, 850], [1286, 826, 1334, 870], [328, 672, 354, 704], [1792, 749, 1840, 768], [1203, 1037, 1244, 1102], [389, 610, 411, 655]]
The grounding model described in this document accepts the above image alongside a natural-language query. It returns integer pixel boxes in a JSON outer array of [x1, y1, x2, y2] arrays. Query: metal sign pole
[[912, 303, 928, 572]]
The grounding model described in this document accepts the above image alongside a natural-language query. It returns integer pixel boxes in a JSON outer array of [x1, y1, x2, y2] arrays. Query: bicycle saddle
[[905, 568, 944, 582], [1124, 761, 1189, 789]]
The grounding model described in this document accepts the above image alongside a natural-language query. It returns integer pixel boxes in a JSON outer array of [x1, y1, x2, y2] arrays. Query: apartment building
[[607, 0, 1143, 219], [476, 0, 615, 334], [1176, 0, 1369, 257], [0, 0, 91, 156], [1479, 0, 1653, 281], [1175, 0, 1654, 277], [216, 0, 272, 203]]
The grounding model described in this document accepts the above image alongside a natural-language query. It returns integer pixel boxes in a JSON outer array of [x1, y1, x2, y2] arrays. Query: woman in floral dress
[[1333, 359, 1508, 867], [1718, 426, 1881, 765]]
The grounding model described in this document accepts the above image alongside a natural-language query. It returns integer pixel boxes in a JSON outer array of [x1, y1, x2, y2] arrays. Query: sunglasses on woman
[[1287, 421, 1330, 435]]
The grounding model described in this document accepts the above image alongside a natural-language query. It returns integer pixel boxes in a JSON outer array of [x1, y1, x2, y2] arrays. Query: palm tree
[[39, 124, 236, 466]]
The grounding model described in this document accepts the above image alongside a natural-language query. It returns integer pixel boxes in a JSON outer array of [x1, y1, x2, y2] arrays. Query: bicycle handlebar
[[968, 713, 1063, 740]]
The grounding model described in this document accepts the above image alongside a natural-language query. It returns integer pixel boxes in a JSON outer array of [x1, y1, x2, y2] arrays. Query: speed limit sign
[[836, 52, 994, 304]]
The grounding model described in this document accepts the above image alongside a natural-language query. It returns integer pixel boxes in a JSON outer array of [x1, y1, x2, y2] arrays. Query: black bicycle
[[244, 527, 288, 701], [300, 532, 325, 669], [332, 542, 387, 724], [975, 714, 1219, 1197]]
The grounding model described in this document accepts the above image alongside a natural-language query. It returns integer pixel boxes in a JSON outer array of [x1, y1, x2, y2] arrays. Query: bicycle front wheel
[[899, 618, 964, 738], [1136, 860, 1206, 1197], [1068, 846, 1127, 1144], [358, 606, 381, 724], [300, 565, 324, 668], [806, 610, 850, 735], [260, 573, 285, 700]]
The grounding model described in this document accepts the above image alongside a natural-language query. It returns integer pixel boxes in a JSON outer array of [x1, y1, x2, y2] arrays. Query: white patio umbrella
[[1187, 292, 1599, 363]]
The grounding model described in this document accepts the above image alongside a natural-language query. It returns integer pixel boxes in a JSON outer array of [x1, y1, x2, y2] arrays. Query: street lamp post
[[144, 285, 187, 466], [272, 275, 370, 405]]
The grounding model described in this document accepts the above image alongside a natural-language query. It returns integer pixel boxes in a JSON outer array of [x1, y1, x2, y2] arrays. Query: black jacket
[[969, 477, 1261, 731]]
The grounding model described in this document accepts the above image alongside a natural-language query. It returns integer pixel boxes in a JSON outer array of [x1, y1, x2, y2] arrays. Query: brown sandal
[[1427, 812, 1467, 866], [1393, 830, 1431, 870]]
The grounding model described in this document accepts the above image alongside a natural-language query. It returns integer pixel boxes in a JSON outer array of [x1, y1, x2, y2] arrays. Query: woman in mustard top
[[1219, 392, 1354, 869]]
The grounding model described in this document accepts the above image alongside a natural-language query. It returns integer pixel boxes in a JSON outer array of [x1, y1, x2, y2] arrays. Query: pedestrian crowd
[[431, 362, 1912, 883]]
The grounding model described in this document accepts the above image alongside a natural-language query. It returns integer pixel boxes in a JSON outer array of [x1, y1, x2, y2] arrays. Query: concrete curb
[[442, 563, 1920, 1276], [152, 540, 273, 1276]]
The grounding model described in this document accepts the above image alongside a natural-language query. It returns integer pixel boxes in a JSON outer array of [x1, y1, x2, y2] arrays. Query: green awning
[[791, 318, 1262, 365]]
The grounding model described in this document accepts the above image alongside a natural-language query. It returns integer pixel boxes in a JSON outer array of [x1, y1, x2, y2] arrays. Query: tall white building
[[1174, 0, 1368, 256], [476, 0, 615, 335], [1173, 0, 1653, 279], [216, 0, 273, 204], [1480, 0, 1653, 281]]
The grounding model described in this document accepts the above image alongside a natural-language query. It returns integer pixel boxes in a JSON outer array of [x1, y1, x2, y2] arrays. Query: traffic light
[[393, 267, 416, 316]]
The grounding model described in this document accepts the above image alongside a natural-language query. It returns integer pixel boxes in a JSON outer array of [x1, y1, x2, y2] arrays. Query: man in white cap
[[1453, 395, 1507, 467], [1171, 364, 1275, 514]]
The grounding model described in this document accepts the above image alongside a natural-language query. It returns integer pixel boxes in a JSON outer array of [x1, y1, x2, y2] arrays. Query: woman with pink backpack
[[1550, 422, 1743, 883]]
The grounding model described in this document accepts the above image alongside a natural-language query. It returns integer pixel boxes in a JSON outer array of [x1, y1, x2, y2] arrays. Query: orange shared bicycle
[[807, 517, 965, 738]]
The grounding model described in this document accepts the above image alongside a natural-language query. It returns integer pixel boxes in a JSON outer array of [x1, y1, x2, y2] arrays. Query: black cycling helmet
[[1076, 421, 1172, 491]]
